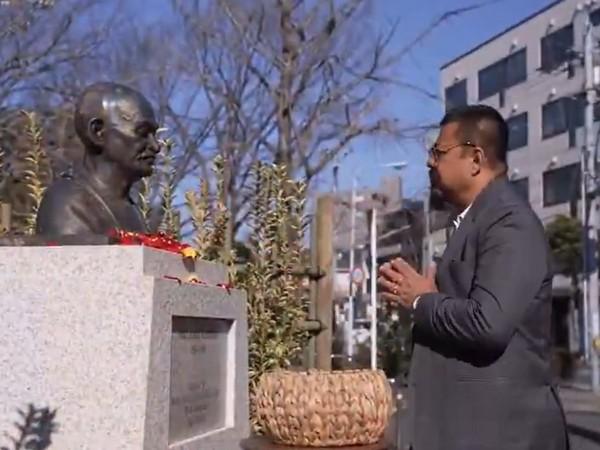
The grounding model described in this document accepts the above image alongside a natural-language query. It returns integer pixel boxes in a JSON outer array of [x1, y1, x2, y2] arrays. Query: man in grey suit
[[378, 105, 569, 450]]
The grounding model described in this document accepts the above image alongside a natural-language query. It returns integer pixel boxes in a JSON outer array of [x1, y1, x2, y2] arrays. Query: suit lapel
[[439, 176, 508, 264], [441, 214, 474, 263]]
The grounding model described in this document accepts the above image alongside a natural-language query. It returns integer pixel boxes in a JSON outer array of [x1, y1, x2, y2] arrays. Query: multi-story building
[[438, 0, 600, 362]]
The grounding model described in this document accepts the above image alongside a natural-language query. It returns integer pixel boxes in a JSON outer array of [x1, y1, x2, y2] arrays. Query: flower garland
[[110, 229, 233, 293], [109, 229, 199, 259]]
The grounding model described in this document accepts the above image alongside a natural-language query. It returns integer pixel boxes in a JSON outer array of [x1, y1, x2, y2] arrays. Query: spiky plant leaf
[[20, 111, 50, 235]]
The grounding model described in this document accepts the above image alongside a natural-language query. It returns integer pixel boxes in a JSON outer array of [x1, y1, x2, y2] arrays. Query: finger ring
[[392, 285, 399, 295]]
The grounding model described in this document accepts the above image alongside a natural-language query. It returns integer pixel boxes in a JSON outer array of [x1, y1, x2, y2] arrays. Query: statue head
[[74, 82, 160, 179]]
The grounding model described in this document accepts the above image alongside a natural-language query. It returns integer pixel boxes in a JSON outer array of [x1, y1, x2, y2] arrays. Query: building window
[[510, 177, 529, 201], [543, 164, 580, 207], [507, 113, 528, 151], [478, 48, 527, 100], [591, 9, 600, 26], [542, 96, 583, 139], [542, 98, 568, 139], [541, 24, 574, 72], [542, 95, 600, 140], [445, 79, 467, 111], [505, 49, 528, 87]]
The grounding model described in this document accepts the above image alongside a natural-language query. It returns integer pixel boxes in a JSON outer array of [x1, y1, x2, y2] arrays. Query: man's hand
[[378, 258, 438, 309]]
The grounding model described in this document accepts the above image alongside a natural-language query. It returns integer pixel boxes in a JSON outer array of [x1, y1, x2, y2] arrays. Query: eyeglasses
[[428, 141, 478, 162]]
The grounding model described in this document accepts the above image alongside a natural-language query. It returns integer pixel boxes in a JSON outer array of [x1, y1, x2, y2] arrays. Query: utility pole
[[314, 195, 334, 370], [422, 189, 433, 273], [347, 177, 357, 359], [582, 8, 600, 393], [421, 132, 437, 273], [581, 113, 590, 365]]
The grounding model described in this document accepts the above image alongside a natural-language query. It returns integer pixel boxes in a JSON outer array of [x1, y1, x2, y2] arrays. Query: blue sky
[[130, 0, 556, 201], [324, 0, 555, 200]]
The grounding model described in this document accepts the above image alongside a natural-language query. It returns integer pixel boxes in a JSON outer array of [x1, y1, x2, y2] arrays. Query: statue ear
[[88, 118, 105, 146]]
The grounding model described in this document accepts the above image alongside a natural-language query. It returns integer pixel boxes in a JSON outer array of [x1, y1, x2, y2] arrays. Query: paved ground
[[561, 387, 600, 449], [387, 386, 600, 449], [571, 433, 600, 450], [385, 384, 600, 449], [568, 412, 600, 449], [561, 386, 600, 413]]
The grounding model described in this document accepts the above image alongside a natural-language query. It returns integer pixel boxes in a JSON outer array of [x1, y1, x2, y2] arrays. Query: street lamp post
[[369, 206, 378, 369]]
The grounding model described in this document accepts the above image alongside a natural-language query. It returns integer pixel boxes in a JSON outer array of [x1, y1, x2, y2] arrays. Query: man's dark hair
[[440, 104, 508, 171]]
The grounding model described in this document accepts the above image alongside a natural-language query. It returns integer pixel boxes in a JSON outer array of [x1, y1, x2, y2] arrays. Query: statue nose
[[148, 136, 160, 153]]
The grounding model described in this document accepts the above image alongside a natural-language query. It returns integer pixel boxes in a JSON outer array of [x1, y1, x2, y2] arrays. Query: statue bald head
[[74, 82, 160, 178]]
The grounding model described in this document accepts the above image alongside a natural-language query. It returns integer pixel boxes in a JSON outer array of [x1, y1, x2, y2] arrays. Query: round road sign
[[351, 267, 364, 285]]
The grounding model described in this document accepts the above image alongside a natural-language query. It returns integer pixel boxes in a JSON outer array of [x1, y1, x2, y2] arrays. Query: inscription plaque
[[169, 316, 232, 444]]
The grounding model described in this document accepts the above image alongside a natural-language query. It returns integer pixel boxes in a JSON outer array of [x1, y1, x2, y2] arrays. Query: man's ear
[[87, 118, 105, 147], [471, 147, 485, 176]]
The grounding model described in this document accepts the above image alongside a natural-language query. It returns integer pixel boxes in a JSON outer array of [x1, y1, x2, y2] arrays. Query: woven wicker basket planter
[[254, 369, 393, 447]]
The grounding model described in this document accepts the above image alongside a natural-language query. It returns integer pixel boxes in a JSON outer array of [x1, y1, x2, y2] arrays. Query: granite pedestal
[[0, 245, 249, 450]]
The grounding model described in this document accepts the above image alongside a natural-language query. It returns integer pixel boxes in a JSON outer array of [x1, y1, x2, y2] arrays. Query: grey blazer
[[407, 177, 569, 450]]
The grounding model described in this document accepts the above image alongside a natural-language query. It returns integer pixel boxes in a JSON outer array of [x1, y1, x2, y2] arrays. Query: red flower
[[110, 229, 198, 259]]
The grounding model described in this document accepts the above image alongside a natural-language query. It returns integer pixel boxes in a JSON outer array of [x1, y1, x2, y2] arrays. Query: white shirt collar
[[452, 204, 472, 229]]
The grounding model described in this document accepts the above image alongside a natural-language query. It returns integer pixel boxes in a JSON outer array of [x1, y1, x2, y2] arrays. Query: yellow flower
[[180, 246, 199, 259]]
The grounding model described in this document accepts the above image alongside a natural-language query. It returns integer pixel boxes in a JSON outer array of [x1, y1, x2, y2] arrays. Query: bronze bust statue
[[36, 82, 160, 236]]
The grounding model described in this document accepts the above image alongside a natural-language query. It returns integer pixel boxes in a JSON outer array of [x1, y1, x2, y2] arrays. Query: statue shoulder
[[41, 174, 88, 206], [36, 175, 95, 235]]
